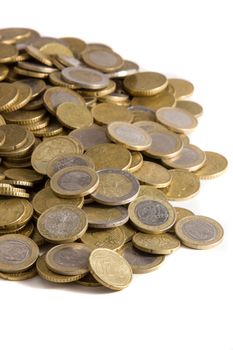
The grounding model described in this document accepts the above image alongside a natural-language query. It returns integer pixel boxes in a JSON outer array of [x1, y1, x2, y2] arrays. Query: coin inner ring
[[58, 171, 92, 191], [135, 200, 169, 226]]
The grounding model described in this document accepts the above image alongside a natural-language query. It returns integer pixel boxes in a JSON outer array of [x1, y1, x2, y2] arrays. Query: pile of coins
[[0, 27, 228, 290]]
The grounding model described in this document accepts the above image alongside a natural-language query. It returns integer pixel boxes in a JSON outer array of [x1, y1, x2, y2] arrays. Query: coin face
[[176, 100, 203, 118], [134, 120, 168, 133], [175, 215, 224, 249], [124, 72, 168, 96], [91, 169, 140, 205], [92, 103, 134, 125], [0, 124, 27, 151], [128, 196, 176, 233], [81, 227, 125, 250], [56, 102, 93, 129], [89, 248, 133, 290], [138, 185, 168, 201], [132, 232, 180, 255], [0, 234, 39, 273], [0, 83, 19, 111], [168, 78, 194, 99], [133, 161, 171, 188], [50, 166, 99, 198], [37, 205, 88, 243], [81, 48, 124, 73], [83, 205, 129, 228], [120, 242, 165, 273], [128, 152, 143, 173], [0, 197, 32, 229], [194, 151, 228, 179], [61, 66, 109, 89], [45, 243, 91, 276], [156, 107, 198, 133], [107, 121, 152, 151]]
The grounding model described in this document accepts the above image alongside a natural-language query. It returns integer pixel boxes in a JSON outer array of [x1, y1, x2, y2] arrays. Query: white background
[[1, 1, 232, 350]]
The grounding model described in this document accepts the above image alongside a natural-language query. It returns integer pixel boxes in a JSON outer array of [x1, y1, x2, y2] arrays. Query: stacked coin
[[0, 27, 228, 289]]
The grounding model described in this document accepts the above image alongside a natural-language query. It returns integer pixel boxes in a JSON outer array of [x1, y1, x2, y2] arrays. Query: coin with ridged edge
[[194, 151, 228, 179], [133, 161, 171, 188], [81, 226, 126, 251], [83, 205, 129, 228], [132, 232, 180, 255], [124, 72, 168, 96]]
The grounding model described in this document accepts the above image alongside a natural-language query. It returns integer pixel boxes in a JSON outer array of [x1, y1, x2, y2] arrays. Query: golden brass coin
[[69, 124, 111, 151], [0, 28, 32, 44], [134, 120, 168, 133], [128, 152, 143, 173], [129, 106, 155, 122], [175, 215, 224, 249], [14, 66, 48, 78], [25, 45, 53, 66], [138, 185, 168, 201], [161, 169, 200, 200], [0, 179, 33, 188], [124, 72, 168, 96], [89, 248, 132, 290], [45, 243, 91, 276], [46, 153, 95, 178], [0, 64, 9, 81], [144, 129, 184, 159], [36, 254, 81, 283], [2, 108, 46, 125], [194, 151, 228, 179], [180, 133, 190, 145], [50, 166, 99, 198], [156, 107, 198, 133], [19, 78, 46, 99], [92, 103, 134, 125], [0, 187, 30, 198], [0, 233, 39, 273], [5, 82, 32, 112], [132, 232, 180, 255], [91, 168, 140, 205], [0, 124, 27, 151], [131, 90, 175, 110], [81, 48, 124, 73], [62, 66, 109, 90], [30, 228, 46, 247], [107, 121, 152, 151], [32, 119, 63, 137], [129, 196, 176, 233], [25, 116, 50, 131], [107, 59, 139, 78], [0, 197, 28, 229], [85, 143, 132, 171], [83, 204, 129, 228], [81, 227, 125, 250], [24, 95, 44, 110], [0, 115, 6, 126], [18, 61, 57, 74], [61, 37, 87, 58], [176, 100, 203, 118], [80, 80, 116, 98], [168, 78, 194, 99], [169, 207, 194, 233], [133, 161, 171, 188], [0, 265, 37, 281], [162, 144, 206, 171], [37, 204, 88, 243], [49, 71, 79, 89], [76, 273, 100, 287], [120, 242, 165, 273], [56, 102, 93, 129], [43, 86, 85, 116], [0, 129, 5, 146], [0, 130, 35, 158], [32, 187, 83, 216], [0, 43, 18, 63], [31, 136, 83, 174], [39, 42, 74, 57], [119, 223, 137, 243], [4, 168, 43, 183], [0, 83, 19, 112]]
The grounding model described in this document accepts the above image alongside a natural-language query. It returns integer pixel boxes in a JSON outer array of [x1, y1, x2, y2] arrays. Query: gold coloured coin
[[50, 166, 99, 198], [69, 124, 110, 151], [0, 197, 27, 229], [81, 48, 124, 73], [120, 242, 165, 273], [25, 45, 53, 66], [32, 119, 63, 137], [83, 205, 129, 228], [129, 106, 155, 122], [0, 43, 18, 63], [0, 28, 32, 44], [131, 90, 175, 110], [61, 37, 87, 58], [176, 100, 203, 118], [168, 78, 194, 99], [81, 227, 125, 250], [138, 185, 168, 201], [132, 232, 180, 255], [0, 124, 27, 151], [31, 136, 83, 174], [56, 102, 93, 129], [107, 121, 152, 151], [80, 80, 116, 98], [18, 61, 57, 74], [19, 78, 46, 99], [39, 42, 74, 57], [2, 109, 46, 125], [4, 168, 43, 183], [169, 207, 194, 233], [156, 107, 198, 133], [0, 64, 9, 81], [85, 143, 132, 171], [37, 204, 88, 243], [175, 215, 224, 249], [162, 144, 206, 171], [76, 273, 100, 287], [133, 161, 171, 188], [92, 102, 134, 125], [128, 196, 176, 233], [161, 169, 200, 200], [91, 168, 140, 205], [128, 152, 143, 173], [124, 72, 168, 96], [5, 82, 32, 112], [89, 248, 132, 291], [14, 66, 49, 78], [0, 234, 39, 273], [0, 83, 19, 112], [134, 120, 168, 133], [119, 223, 137, 243], [0, 265, 37, 281], [194, 151, 228, 179]]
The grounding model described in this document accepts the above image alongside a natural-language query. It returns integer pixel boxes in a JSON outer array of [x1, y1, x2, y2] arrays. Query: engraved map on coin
[[135, 200, 169, 226]]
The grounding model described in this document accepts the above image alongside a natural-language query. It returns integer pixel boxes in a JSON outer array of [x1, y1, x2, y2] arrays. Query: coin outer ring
[[128, 196, 176, 233], [174, 215, 224, 249]]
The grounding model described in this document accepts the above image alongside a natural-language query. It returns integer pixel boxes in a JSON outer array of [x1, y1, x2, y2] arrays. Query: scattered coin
[[81, 48, 124, 73], [176, 100, 203, 118], [62, 66, 109, 89], [81, 227, 125, 250], [156, 107, 198, 133], [133, 161, 171, 188], [56, 102, 93, 129], [124, 72, 168, 96], [69, 124, 110, 150], [92, 102, 134, 125], [83, 204, 129, 228], [138, 185, 168, 201], [194, 151, 228, 179], [132, 232, 180, 255], [127, 151, 143, 173], [168, 78, 194, 99]]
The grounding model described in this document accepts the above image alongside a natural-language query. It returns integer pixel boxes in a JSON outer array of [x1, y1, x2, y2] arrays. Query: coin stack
[[0, 27, 228, 290]]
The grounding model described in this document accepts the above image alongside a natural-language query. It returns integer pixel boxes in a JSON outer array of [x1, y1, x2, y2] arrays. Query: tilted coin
[[61, 66, 109, 89], [161, 169, 200, 200], [45, 243, 91, 276], [0, 83, 19, 112], [19, 78, 46, 98], [25, 45, 53, 66], [124, 72, 168, 96], [6, 81, 32, 112], [0, 265, 37, 281], [107, 121, 152, 151], [131, 90, 175, 110], [0, 27, 35, 44], [169, 207, 194, 232], [176, 100, 203, 118], [134, 120, 168, 133], [120, 242, 165, 273], [83, 205, 129, 228], [133, 161, 172, 188], [91, 168, 140, 205], [18, 61, 57, 74], [128, 196, 176, 233], [37, 204, 88, 243], [0, 234, 39, 273], [92, 103, 134, 125], [32, 187, 83, 216], [194, 151, 228, 179], [46, 153, 95, 178], [2, 108, 46, 125], [162, 144, 206, 171], [138, 185, 168, 201], [49, 71, 80, 89], [0, 42, 18, 63], [32, 119, 63, 137], [4, 168, 43, 183], [81, 227, 125, 250], [175, 215, 224, 249], [168, 78, 194, 99], [69, 124, 110, 151], [0, 64, 9, 81], [50, 166, 99, 198], [0, 197, 33, 230], [129, 106, 156, 122], [89, 248, 133, 290], [76, 273, 100, 287], [107, 60, 139, 78], [0, 124, 27, 151], [56, 102, 93, 129], [127, 152, 143, 173], [39, 41, 74, 57], [85, 143, 132, 171], [80, 80, 116, 98], [81, 48, 124, 73], [0, 129, 6, 146], [14, 66, 49, 79], [31, 136, 83, 174], [156, 107, 198, 133], [132, 232, 180, 255]]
